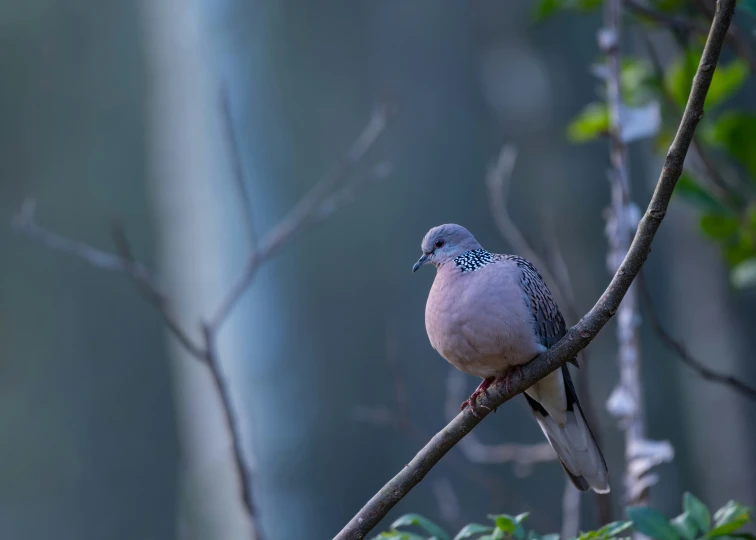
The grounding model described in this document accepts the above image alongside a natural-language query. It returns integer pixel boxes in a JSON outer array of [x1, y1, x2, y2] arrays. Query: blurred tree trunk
[[139, 0, 257, 538]]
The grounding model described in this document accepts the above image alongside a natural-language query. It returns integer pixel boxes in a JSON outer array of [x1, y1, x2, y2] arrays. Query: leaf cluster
[[373, 493, 752, 540], [538, 0, 756, 288]]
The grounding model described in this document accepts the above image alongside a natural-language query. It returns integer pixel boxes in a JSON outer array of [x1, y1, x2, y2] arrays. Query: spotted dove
[[413, 223, 609, 493]]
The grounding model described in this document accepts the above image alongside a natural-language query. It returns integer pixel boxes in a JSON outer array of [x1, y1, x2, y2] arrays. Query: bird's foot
[[503, 366, 523, 393], [460, 376, 495, 417]]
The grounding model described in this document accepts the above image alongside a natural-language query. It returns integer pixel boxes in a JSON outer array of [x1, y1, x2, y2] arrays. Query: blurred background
[[1, 1, 755, 539]]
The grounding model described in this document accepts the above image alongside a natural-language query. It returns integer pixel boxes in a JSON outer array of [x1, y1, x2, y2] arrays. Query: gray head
[[412, 223, 483, 272]]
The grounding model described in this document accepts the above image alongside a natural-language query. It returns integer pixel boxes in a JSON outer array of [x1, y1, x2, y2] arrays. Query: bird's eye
[[434, 239, 445, 249]]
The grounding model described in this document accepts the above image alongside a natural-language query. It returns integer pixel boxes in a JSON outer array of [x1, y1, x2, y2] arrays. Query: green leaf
[[454, 524, 495, 540], [684, 492, 712, 532], [706, 60, 749, 108], [599, 520, 634, 537], [665, 50, 747, 109], [725, 234, 756, 266], [627, 506, 680, 540], [513, 513, 529, 540], [575, 0, 604, 10], [567, 102, 609, 142], [391, 514, 450, 540], [491, 515, 516, 533], [674, 173, 726, 212], [699, 212, 739, 240], [665, 50, 700, 107], [670, 513, 698, 540], [654, 0, 687, 11], [708, 502, 753, 537], [538, 535, 560, 540], [711, 113, 756, 182], [534, 0, 563, 21], [375, 532, 426, 540], [622, 58, 655, 106]]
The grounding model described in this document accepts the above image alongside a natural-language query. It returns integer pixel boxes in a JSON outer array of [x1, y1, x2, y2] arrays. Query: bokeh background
[[1, 1, 755, 539]]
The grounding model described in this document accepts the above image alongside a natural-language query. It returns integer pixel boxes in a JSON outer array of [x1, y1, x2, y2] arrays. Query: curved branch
[[334, 1, 736, 537]]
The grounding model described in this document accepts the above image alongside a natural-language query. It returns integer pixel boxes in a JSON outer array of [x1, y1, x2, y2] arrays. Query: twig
[[335, 1, 735, 536], [625, 0, 756, 73], [489, 148, 611, 525], [14, 105, 396, 540], [602, 0, 661, 510], [200, 323, 258, 522], [543, 214, 613, 526], [220, 86, 258, 251], [638, 274, 756, 401], [208, 104, 396, 332], [12, 201, 206, 359], [486, 147, 577, 321]]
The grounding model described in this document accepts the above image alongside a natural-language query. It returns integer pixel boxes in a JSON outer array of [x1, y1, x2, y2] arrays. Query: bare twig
[[12, 201, 207, 359], [220, 86, 258, 251], [486, 147, 577, 321], [602, 0, 664, 510], [638, 275, 756, 401], [335, 2, 735, 536], [489, 149, 614, 526], [15, 105, 396, 540], [200, 324, 258, 522], [208, 104, 396, 332]]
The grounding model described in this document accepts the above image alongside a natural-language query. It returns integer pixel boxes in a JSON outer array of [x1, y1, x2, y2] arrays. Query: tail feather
[[524, 366, 610, 494]]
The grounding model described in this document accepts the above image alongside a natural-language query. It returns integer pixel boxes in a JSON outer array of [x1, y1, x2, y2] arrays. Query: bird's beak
[[412, 253, 430, 273]]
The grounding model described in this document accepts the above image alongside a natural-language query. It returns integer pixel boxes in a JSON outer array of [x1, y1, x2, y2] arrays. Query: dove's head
[[412, 223, 483, 272]]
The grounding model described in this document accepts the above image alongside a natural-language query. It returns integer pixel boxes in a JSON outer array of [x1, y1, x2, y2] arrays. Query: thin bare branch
[[200, 323, 262, 537], [16, 102, 397, 540], [486, 146, 578, 322], [488, 149, 609, 525], [12, 200, 206, 359], [220, 86, 258, 251], [335, 2, 736, 536], [602, 0, 660, 509], [208, 104, 396, 331], [638, 275, 756, 401]]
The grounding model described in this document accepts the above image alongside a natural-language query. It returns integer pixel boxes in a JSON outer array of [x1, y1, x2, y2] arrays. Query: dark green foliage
[[373, 493, 751, 540], [545, 0, 756, 288]]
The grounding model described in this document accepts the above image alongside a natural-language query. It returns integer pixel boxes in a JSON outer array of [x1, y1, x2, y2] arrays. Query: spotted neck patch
[[454, 248, 494, 272]]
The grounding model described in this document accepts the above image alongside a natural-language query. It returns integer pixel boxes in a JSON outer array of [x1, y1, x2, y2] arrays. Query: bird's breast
[[424, 264, 543, 378]]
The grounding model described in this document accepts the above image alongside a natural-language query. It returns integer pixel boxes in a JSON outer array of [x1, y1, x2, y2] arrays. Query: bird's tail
[[523, 366, 610, 493]]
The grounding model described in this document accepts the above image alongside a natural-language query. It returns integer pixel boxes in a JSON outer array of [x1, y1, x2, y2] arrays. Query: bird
[[412, 223, 609, 493]]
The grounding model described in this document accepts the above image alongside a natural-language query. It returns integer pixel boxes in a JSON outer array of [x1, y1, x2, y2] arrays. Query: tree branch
[[488, 146, 613, 525], [602, 0, 667, 511], [220, 86, 258, 252], [14, 105, 396, 540], [638, 274, 756, 401], [334, 1, 736, 537], [207, 103, 396, 332]]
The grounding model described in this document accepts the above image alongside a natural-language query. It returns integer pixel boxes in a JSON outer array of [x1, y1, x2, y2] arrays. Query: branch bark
[[601, 0, 665, 509], [334, 1, 736, 537]]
